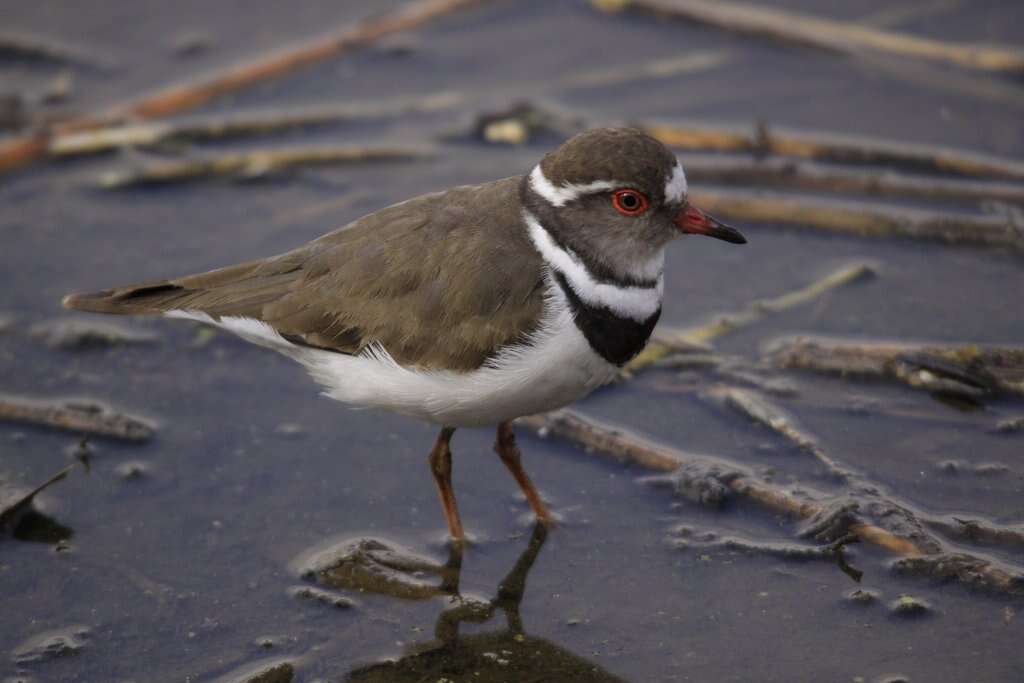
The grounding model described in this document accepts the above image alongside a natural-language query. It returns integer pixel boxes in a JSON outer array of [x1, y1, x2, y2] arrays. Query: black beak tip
[[719, 226, 747, 245]]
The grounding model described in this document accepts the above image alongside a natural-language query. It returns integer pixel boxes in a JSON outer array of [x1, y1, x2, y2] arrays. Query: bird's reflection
[[338, 524, 628, 682]]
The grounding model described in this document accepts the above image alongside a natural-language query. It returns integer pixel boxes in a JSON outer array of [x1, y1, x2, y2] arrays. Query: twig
[[596, 0, 1024, 75], [705, 386, 853, 480], [626, 262, 874, 373], [689, 189, 1024, 249], [0, 396, 154, 442], [49, 93, 463, 157], [520, 409, 1024, 595], [682, 533, 863, 581], [769, 337, 1024, 398], [0, 30, 115, 70], [645, 121, 1024, 181], [97, 145, 433, 188], [0, 0, 482, 173], [681, 154, 1024, 204]]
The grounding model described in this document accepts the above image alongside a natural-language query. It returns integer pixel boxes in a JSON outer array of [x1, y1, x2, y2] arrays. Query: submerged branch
[[596, 0, 1024, 75], [625, 261, 874, 373], [97, 145, 433, 188], [769, 337, 1024, 398], [521, 409, 1024, 595], [0, 396, 154, 442], [646, 121, 1024, 182], [690, 189, 1024, 249]]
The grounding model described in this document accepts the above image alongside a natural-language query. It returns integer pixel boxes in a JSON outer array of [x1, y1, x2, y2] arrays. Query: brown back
[[64, 177, 547, 372]]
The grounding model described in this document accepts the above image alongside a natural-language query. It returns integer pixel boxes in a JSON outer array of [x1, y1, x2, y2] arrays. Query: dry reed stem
[[690, 189, 1024, 248], [681, 154, 1024, 204], [598, 0, 1024, 74], [646, 121, 1024, 181], [97, 145, 433, 188], [0, 0, 481, 173]]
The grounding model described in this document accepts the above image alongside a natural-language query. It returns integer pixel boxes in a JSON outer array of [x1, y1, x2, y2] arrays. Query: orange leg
[[495, 421, 552, 524], [428, 426, 464, 542]]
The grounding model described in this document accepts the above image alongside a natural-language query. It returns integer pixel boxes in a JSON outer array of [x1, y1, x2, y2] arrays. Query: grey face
[[523, 127, 687, 282]]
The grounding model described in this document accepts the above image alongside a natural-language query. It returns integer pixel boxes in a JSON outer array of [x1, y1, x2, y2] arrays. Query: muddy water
[[2, 1, 1023, 681]]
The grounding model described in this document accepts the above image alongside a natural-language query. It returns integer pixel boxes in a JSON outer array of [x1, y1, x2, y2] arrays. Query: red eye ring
[[612, 189, 649, 216]]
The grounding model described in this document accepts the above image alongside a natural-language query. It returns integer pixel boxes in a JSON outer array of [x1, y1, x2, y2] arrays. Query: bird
[[63, 127, 746, 542]]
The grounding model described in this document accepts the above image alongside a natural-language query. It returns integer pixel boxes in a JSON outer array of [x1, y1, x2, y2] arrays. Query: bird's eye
[[611, 189, 649, 217]]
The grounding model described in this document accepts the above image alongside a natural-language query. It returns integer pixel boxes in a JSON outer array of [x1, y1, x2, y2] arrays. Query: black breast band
[[553, 272, 660, 366]]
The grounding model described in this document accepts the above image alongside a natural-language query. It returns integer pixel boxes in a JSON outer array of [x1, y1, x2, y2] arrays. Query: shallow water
[[2, 1, 1023, 681]]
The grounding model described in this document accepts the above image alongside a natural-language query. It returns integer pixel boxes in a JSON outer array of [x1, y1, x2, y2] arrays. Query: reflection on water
[[332, 525, 627, 682]]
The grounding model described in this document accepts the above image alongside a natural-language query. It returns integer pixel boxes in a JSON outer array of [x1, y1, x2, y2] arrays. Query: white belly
[[169, 284, 619, 427]]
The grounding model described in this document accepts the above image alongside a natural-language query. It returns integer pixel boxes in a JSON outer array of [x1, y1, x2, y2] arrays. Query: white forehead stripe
[[529, 165, 619, 207], [522, 210, 662, 323], [665, 163, 688, 203]]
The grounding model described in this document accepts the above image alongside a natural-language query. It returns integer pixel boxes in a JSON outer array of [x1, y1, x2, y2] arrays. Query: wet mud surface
[[2, 1, 1024, 681]]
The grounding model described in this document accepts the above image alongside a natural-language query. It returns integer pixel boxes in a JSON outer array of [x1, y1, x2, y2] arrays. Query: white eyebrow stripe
[[665, 162, 688, 203], [522, 210, 663, 323], [529, 165, 620, 207]]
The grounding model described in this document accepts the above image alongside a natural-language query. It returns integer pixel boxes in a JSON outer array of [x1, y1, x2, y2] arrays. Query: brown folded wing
[[63, 177, 547, 372]]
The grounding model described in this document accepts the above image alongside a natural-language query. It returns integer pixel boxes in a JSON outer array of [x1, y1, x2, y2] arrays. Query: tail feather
[[62, 255, 302, 318], [62, 282, 190, 315]]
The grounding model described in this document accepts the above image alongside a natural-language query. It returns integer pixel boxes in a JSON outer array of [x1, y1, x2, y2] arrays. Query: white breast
[[167, 282, 618, 427]]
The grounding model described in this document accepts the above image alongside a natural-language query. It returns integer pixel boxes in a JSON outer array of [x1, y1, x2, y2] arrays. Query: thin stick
[[97, 145, 433, 188], [0, 396, 154, 442], [0, 0, 482, 173], [681, 154, 1024, 204], [689, 189, 1023, 249], [626, 261, 874, 373], [49, 93, 463, 157], [598, 0, 1024, 75], [706, 386, 852, 480], [645, 121, 1024, 182], [521, 409, 1023, 595]]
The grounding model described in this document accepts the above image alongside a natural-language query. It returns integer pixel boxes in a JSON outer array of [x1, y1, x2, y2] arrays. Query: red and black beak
[[675, 205, 746, 244]]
